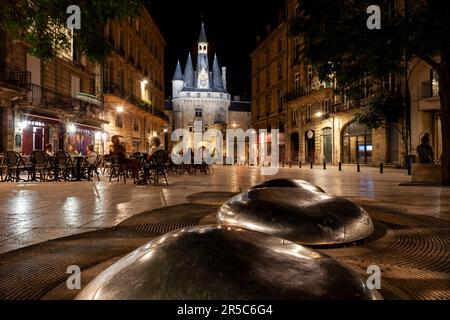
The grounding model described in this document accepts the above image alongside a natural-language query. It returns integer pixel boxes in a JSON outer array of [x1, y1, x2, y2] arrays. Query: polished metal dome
[[217, 180, 374, 245], [77, 226, 381, 300]]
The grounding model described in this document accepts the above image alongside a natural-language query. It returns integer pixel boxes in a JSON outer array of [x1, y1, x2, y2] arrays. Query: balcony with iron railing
[[0, 62, 31, 91], [285, 81, 333, 102], [103, 82, 168, 122], [26, 84, 103, 117]]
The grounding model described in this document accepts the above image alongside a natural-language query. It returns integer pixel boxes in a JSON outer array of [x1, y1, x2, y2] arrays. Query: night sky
[[149, 0, 285, 100]]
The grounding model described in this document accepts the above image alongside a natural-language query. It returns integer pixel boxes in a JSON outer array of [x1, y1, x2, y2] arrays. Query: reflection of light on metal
[[217, 180, 374, 246], [76, 225, 382, 300]]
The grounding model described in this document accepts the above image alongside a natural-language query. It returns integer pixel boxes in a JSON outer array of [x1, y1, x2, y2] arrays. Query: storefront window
[[342, 121, 372, 164]]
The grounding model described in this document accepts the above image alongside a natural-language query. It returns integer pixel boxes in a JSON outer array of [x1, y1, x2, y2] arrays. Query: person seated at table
[[86, 144, 98, 165], [67, 144, 78, 158], [147, 137, 165, 162], [110, 135, 126, 163], [44, 143, 54, 157]]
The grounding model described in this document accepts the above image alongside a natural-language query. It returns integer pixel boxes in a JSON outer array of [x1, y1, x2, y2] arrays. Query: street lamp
[[19, 120, 28, 130], [67, 123, 76, 134]]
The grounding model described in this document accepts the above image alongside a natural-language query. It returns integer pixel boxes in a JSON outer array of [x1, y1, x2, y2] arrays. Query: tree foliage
[[290, 0, 449, 94], [0, 0, 149, 62], [290, 0, 450, 184], [355, 95, 403, 130]]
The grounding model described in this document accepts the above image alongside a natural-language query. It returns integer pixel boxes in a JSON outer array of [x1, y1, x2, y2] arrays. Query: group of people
[[43, 143, 99, 165], [110, 135, 164, 163]]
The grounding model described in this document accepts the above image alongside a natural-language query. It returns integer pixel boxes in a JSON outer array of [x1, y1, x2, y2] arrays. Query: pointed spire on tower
[[184, 53, 194, 88], [172, 60, 184, 81], [198, 22, 207, 43], [212, 54, 225, 91]]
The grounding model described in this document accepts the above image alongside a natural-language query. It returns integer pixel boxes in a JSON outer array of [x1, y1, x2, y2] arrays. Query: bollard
[[323, 161, 326, 170], [310, 162, 313, 169], [289, 162, 292, 168], [299, 161, 302, 169], [339, 162, 342, 171], [282, 161, 285, 168], [380, 163, 384, 174], [357, 162, 360, 172]]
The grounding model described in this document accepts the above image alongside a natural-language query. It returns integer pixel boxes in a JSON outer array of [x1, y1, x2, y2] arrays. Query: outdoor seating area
[[0, 150, 212, 185]]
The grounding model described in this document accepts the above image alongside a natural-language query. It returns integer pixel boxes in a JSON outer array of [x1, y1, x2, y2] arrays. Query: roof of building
[[198, 22, 208, 43], [212, 54, 225, 91], [183, 53, 194, 88], [172, 60, 184, 81]]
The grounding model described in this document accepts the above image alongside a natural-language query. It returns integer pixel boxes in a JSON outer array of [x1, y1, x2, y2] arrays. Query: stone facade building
[[0, 29, 105, 156], [103, 10, 167, 154], [0, 8, 167, 157], [171, 23, 231, 137], [409, 56, 442, 163], [251, 0, 406, 167], [250, 17, 288, 162]]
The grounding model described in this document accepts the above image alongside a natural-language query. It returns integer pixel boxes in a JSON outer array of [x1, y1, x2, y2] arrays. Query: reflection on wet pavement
[[0, 165, 449, 254]]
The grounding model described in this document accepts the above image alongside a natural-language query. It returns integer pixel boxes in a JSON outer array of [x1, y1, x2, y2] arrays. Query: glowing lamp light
[[67, 123, 76, 134], [19, 121, 28, 130], [95, 131, 102, 140], [117, 106, 124, 113], [163, 128, 168, 133], [316, 112, 323, 118], [142, 79, 149, 85], [102, 132, 109, 142]]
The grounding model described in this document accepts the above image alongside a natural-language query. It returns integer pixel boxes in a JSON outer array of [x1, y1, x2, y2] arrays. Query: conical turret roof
[[172, 60, 184, 81], [184, 53, 194, 88]]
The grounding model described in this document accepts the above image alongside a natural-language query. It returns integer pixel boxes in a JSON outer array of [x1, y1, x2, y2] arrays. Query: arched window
[[341, 121, 372, 164]]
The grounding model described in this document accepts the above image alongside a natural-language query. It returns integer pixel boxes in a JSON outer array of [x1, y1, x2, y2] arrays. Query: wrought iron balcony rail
[[0, 62, 31, 91], [103, 83, 168, 122], [285, 82, 333, 102], [26, 84, 103, 116]]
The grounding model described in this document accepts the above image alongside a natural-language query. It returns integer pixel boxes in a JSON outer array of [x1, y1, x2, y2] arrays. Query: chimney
[[222, 66, 227, 91]]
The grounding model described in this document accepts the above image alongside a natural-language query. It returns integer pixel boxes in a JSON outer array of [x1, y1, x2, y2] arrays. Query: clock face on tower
[[198, 69, 209, 89]]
